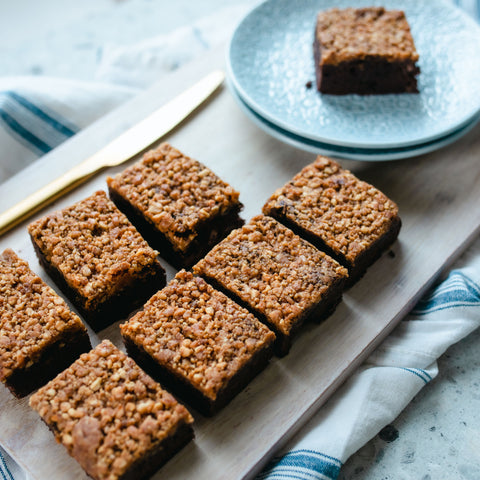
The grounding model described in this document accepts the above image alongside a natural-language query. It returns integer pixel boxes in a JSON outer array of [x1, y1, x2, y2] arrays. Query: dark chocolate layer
[[31, 237, 166, 331], [314, 36, 419, 95], [108, 186, 244, 270], [5, 329, 91, 398]]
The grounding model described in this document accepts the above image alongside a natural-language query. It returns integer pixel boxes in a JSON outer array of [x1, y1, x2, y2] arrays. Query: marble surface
[[2, 1, 480, 478], [340, 326, 480, 479]]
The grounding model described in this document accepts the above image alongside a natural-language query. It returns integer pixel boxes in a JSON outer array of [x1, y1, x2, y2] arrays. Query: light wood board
[[1, 46, 480, 480]]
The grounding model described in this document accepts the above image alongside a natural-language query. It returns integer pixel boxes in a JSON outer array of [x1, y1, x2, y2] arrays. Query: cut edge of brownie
[[117, 419, 194, 480], [264, 210, 401, 287], [108, 184, 244, 269], [122, 334, 275, 416], [30, 236, 166, 331], [4, 328, 91, 398], [314, 47, 420, 95], [198, 271, 346, 357]]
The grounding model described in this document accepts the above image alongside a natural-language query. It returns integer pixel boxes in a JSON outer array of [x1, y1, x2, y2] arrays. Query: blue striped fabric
[[258, 450, 342, 480], [411, 270, 480, 315], [0, 449, 14, 480], [0, 90, 78, 156], [399, 367, 433, 384]]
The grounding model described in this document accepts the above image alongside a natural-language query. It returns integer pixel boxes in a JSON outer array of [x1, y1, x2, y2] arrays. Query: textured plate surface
[[227, 0, 480, 148], [229, 80, 480, 161]]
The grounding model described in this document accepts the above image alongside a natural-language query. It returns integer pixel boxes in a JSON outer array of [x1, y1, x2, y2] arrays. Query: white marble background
[[1, 1, 480, 479]]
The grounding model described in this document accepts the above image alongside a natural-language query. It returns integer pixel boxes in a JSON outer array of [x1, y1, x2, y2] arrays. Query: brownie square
[[0, 249, 91, 398], [28, 191, 166, 331], [314, 7, 420, 94], [121, 270, 275, 416], [262, 156, 401, 284], [29, 340, 194, 480], [193, 215, 348, 356], [107, 143, 244, 269]]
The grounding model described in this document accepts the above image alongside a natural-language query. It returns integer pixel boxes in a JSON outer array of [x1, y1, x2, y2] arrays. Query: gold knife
[[0, 70, 224, 237]]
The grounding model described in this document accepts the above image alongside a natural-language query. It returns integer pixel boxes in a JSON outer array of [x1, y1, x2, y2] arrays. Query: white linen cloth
[[0, 2, 479, 479]]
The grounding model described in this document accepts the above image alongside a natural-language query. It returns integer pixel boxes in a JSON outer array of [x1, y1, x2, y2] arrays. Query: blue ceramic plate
[[227, 0, 480, 149], [229, 79, 480, 161]]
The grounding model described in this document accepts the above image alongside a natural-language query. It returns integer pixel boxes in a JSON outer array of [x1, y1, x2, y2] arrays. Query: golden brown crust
[[316, 7, 419, 65], [106, 143, 241, 254], [29, 340, 193, 480], [193, 215, 348, 337], [263, 156, 400, 267], [0, 249, 86, 382], [28, 191, 161, 311], [121, 270, 275, 402]]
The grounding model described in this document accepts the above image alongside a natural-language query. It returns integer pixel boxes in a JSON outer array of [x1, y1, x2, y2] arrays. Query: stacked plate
[[226, 0, 480, 161]]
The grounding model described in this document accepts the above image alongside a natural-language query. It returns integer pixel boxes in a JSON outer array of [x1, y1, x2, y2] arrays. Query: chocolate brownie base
[[108, 185, 243, 269], [106, 143, 244, 270], [121, 270, 275, 415], [314, 45, 420, 94], [6, 329, 90, 398], [31, 238, 166, 331], [0, 249, 91, 398], [28, 191, 167, 331], [124, 335, 274, 416]]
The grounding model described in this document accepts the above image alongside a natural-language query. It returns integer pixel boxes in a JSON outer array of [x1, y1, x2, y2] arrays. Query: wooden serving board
[[1, 46, 480, 480]]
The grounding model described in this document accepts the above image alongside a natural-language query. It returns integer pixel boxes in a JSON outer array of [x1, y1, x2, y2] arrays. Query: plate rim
[[228, 79, 480, 161], [227, 0, 480, 149]]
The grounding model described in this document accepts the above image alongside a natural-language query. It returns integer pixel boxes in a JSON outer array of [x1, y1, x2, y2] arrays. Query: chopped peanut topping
[[107, 143, 241, 253], [0, 249, 86, 381], [316, 7, 419, 65], [194, 215, 348, 336], [263, 156, 400, 265], [29, 340, 193, 480], [28, 191, 160, 310], [121, 270, 275, 401]]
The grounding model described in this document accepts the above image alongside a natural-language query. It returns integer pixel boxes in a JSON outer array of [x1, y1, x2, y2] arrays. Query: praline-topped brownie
[[262, 156, 401, 283], [28, 191, 166, 331], [107, 143, 244, 269], [29, 340, 194, 480], [121, 270, 275, 415], [314, 7, 420, 94], [193, 215, 348, 356], [0, 249, 90, 398]]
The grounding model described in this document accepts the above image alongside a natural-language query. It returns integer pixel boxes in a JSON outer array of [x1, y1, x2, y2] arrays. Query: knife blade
[[0, 70, 224, 237]]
